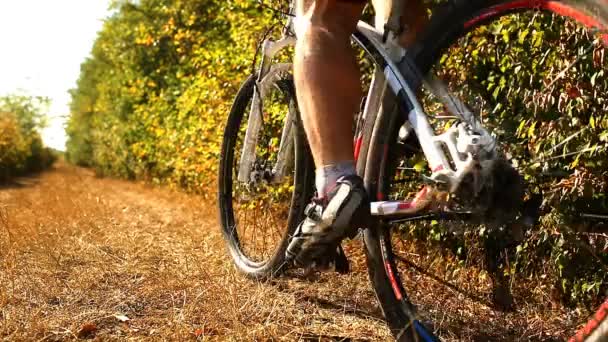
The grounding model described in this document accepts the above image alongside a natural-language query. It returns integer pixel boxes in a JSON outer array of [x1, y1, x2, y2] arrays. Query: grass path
[[0, 163, 591, 341], [0, 163, 389, 341]]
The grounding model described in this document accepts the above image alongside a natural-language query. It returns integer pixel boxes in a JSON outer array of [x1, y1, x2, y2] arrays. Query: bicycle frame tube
[[356, 22, 449, 172], [357, 22, 447, 170], [236, 35, 296, 184], [355, 21, 496, 191], [238, 15, 494, 217], [269, 63, 297, 183]]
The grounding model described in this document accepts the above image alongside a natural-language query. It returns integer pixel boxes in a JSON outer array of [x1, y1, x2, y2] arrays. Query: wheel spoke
[[393, 252, 491, 306], [535, 145, 605, 163], [223, 78, 301, 265], [369, 7, 608, 339], [580, 213, 608, 220]]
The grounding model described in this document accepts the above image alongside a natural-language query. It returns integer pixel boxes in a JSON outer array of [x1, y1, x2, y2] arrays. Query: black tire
[[217, 32, 386, 279], [361, 1, 608, 340], [361, 94, 425, 341], [218, 74, 314, 278]]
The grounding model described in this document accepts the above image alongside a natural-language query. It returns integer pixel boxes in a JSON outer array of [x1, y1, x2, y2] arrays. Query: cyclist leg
[[294, 0, 427, 199], [288, 0, 367, 266], [288, 0, 428, 266], [293, 0, 366, 198]]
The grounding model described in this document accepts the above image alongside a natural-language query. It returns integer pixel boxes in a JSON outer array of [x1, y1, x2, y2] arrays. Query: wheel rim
[[377, 2, 608, 339], [226, 78, 297, 267]]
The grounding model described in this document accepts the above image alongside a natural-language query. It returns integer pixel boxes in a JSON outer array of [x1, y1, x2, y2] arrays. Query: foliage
[[66, 0, 276, 193], [0, 95, 56, 181], [420, 11, 607, 306]]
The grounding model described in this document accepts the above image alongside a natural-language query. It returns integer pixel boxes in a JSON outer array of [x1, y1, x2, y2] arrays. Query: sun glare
[[0, 1, 110, 151]]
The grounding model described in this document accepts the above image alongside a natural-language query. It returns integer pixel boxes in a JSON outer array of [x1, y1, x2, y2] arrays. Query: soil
[[0, 163, 592, 341]]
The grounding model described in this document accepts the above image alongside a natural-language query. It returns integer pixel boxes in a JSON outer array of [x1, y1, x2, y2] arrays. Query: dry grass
[[0, 162, 594, 341], [388, 240, 587, 341], [0, 163, 389, 341]]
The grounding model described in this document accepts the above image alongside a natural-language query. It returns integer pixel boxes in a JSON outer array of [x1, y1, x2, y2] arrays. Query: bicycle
[[218, 0, 608, 340]]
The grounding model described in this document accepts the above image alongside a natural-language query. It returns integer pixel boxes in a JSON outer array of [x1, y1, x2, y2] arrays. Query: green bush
[[420, 11, 607, 306], [0, 95, 55, 182], [66, 0, 275, 193], [0, 95, 56, 181]]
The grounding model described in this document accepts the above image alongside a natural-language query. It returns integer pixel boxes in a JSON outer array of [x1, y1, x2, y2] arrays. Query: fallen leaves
[[193, 328, 204, 338], [114, 314, 130, 322], [75, 314, 129, 339], [77, 322, 97, 339], [193, 326, 218, 338]]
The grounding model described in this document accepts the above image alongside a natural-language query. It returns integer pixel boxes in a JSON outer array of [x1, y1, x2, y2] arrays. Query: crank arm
[[371, 186, 449, 217]]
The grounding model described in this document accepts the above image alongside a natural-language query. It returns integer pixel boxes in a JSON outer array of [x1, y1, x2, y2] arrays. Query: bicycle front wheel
[[363, 0, 608, 340], [218, 73, 314, 278]]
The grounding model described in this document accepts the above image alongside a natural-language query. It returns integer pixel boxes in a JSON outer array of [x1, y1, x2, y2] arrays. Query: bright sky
[[0, 1, 111, 151]]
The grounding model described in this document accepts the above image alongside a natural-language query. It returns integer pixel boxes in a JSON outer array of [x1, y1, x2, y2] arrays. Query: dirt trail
[[0, 163, 592, 341], [0, 163, 390, 341]]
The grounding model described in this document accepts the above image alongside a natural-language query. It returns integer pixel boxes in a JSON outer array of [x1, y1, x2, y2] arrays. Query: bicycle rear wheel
[[363, 0, 608, 340], [218, 73, 314, 278]]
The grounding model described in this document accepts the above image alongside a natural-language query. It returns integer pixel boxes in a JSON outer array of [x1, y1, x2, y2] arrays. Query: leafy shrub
[[66, 0, 275, 193], [417, 11, 607, 306], [0, 95, 56, 181]]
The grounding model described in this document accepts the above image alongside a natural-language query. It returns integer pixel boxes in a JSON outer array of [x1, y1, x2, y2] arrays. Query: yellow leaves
[[527, 121, 537, 139], [77, 323, 97, 339], [0, 114, 27, 166], [131, 142, 147, 159], [163, 17, 176, 32], [173, 28, 194, 48], [0, 100, 54, 179], [187, 14, 197, 27], [0, 113, 19, 139], [67, 0, 275, 188], [134, 35, 155, 46], [153, 127, 165, 137]]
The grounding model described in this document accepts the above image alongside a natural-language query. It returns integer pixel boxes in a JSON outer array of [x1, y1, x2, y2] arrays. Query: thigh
[[295, 0, 366, 35], [371, 0, 428, 45]]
